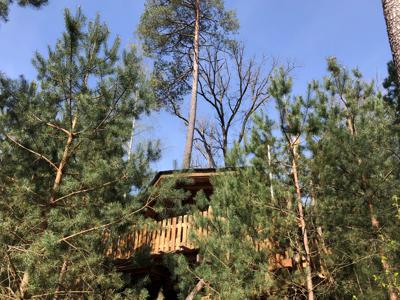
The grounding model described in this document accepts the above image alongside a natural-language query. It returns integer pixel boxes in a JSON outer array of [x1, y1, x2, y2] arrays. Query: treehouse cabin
[[106, 169, 218, 261], [105, 168, 293, 299]]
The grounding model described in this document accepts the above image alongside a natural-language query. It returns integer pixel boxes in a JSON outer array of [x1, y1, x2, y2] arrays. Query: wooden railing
[[106, 208, 293, 269], [106, 209, 210, 259]]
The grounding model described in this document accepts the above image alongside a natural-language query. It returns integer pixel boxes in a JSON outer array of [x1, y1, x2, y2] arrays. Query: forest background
[[0, 0, 391, 171]]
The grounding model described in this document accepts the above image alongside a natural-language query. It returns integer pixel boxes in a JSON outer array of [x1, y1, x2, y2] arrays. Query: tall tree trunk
[[290, 137, 315, 300], [382, 0, 400, 84], [182, 0, 200, 169]]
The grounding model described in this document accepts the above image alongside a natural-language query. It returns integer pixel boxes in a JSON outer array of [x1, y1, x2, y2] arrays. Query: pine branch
[[51, 178, 121, 204], [57, 200, 151, 243], [5, 134, 59, 171], [31, 114, 71, 136]]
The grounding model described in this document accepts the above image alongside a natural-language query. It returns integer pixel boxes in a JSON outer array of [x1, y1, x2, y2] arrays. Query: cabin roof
[[149, 168, 231, 187]]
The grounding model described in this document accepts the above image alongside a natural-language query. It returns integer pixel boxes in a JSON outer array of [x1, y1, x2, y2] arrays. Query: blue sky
[[0, 0, 392, 171]]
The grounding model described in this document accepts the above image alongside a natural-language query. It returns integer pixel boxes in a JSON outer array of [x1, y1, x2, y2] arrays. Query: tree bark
[[291, 137, 314, 300], [49, 115, 78, 205], [17, 272, 29, 299], [310, 185, 333, 283], [185, 279, 206, 300], [53, 258, 69, 300], [182, 0, 200, 169], [382, 0, 400, 85]]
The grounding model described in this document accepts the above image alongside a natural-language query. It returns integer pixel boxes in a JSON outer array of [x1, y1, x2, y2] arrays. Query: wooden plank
[[164, 218, 169, 252], [116, 237, 121, 259], [159, 218, 166, 253], [126, 233, 132, 257], [171, 216, 177, 252], [140, 227, 145, 247], [136, 228, 142, 250], [133, 226, 139, 251], [148, 226, 153, 252], [120, 236, 126, 258], [165, 217, 171, 252], [188, 214, 193, 248], [182, 215, 188, 248], [150, 225, 154, 253], [142, 225, 147, 247], [176, 215, 182, 249], [154, 220, 161, 253]]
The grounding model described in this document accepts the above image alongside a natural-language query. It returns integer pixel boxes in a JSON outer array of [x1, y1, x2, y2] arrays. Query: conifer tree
[[0, 0, 48, 22], [167, 58, 400, 299], [0, 9, 159, 299], [174, 72, 322, 299], [307, 58, 400, 299], [138, 0, 238, 168], [173, 115, 299, 299]]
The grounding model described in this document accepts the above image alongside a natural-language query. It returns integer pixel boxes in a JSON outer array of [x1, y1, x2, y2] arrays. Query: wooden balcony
[[106, 209, 210, 259], [105, 207, 293, 270]]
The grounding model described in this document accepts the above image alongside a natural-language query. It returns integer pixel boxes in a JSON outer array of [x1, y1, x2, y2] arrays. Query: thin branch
[[58, 201, 150, 243], [31, 114, 71, 136], [5, 134, 58, 171], [52, 179, 121, 204]]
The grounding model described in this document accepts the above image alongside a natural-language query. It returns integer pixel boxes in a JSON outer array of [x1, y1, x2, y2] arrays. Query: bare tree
[[167, 41, 291, 167], [196, 42, 277, 165], [193, 118, 218, 168], [139, 0, 238, 169]]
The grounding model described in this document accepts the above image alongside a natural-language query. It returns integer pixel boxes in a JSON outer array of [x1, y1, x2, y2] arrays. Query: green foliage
[[383, 60, 400, 123], [306, 58, 400, 299], [0, 8, 159, 298], [0, 0, 48, 22], [170, 58, 400, 299], [372, 196, 400, 296], [171, 111, 308, 299], [138, 0, 238, 109]]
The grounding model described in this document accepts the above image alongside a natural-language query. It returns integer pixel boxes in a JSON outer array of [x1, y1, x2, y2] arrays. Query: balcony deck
[[106, 207, 293, 269], [106, 209, 210, 259]]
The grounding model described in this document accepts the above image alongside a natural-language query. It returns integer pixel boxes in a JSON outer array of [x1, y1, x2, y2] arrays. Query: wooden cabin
[[106, 169, 218, 260], [105, 168, 293, 299]]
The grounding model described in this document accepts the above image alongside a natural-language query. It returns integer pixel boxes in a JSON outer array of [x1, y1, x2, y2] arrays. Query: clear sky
[[0, 0, 392, 171]]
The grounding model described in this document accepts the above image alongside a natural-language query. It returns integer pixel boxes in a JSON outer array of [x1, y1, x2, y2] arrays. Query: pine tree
[[269, 70, 317, 300], [173, 71, 323, 299], [138, 0, 238, 168], [0, 8, 159, 299], [307, 58, 400, 299], [0, 0, 48, 22], [173, 115, 300, 299], [172, 60, 400, 299]]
